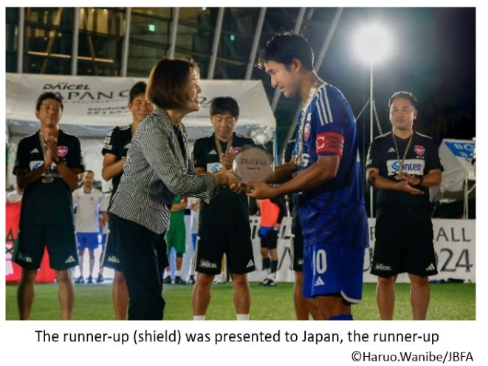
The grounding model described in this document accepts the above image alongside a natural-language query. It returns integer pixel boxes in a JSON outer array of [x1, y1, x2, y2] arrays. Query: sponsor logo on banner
[[304, 122, 311, 142], [387, 159, 425, 176], [207, 163, 222, 173], [414, 145, 425, 156], [57, 146, 68, 157]]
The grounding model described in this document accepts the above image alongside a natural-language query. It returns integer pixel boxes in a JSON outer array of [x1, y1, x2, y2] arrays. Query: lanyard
[[214, 133, 233, 162], [296, 79, 325, 167], [392, 131, 414, 175]]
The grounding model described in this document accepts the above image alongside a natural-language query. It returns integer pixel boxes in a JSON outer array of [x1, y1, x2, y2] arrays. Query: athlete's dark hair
[[258, 32, 314, 71], [129, 81, 147, 103], [210, 97, 239, 118], [388, 91, 418, 110], [36, 92, 64, 111]]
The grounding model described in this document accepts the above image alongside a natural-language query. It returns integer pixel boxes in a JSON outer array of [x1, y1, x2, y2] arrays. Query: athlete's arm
[[16, 165, 49, 189], [56, 163, 80, 191], [102, 153, 125, 181], [400, 169, 442, 188], [267, 157, 296, 184], [366, 167, 423, 195], [246, 155, 339, 199]]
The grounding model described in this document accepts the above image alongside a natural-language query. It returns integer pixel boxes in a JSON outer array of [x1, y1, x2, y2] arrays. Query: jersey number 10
[[313, 249, 327, 275]]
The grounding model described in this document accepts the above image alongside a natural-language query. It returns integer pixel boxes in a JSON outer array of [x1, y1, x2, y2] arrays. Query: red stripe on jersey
[[316, 132, 344, 157]]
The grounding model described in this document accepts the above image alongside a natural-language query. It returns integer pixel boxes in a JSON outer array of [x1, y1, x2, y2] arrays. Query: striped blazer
[[110, 107, 215, 234]]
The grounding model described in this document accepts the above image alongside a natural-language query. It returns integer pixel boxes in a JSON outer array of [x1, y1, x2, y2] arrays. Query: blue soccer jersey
[[293, 82, 368, 248], [293, 82, 369, 302]]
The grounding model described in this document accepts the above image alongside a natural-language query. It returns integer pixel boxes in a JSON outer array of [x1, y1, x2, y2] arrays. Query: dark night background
[[254, 8, 476, 156]]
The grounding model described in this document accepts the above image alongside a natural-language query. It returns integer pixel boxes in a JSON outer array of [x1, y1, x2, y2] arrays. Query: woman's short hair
[[146, 58, 199, 109]]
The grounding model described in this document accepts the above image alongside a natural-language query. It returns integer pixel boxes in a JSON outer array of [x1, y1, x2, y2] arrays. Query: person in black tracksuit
[[366, 91, 443, 320]]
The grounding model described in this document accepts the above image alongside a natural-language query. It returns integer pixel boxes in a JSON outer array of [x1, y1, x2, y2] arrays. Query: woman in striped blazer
[[109, 58, 237, 320]]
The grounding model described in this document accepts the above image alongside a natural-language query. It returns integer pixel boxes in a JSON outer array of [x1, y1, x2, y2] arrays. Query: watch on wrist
[[416, 175, 423, 187], [54, 157, 66, 165]]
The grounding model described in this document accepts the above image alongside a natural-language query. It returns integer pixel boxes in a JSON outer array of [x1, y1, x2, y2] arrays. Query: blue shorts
[[100, 233, 108, 247], [302, 242, 365, 303], [76, 233, 100, 251]]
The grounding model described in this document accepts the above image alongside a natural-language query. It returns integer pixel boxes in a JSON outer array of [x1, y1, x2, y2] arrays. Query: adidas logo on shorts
[[425, 263, 436, 271], [246, 260, 254, 268], [65, 256, 76, 264], [388, 147, 396, 153], [374, 263, 392, 271], [30, 148, 40, 153], [200, 260, 217, 269], [108, 256, 120, 264], [314, 277, 325, 286], [209, 149, 217, 155]]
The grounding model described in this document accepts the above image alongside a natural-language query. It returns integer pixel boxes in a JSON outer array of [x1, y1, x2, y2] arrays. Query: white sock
[[236, 314, 250, 321], [193, 315, 206, 321], [176, 270, 181, 277], [89, 258, 95, 276], [78, 258, 84, 277]]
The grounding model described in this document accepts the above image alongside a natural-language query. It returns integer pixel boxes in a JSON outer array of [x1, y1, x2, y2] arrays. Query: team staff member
[[366, 91, 442, 320], [256, 197, 286, 287], [101, 81, 153, 319], [192, 97, 256, 321], [249, 33, 369, 320], [72, 170, 103, 284], [163, 195, 188, 285], [109, 58, 238, 320], [13, 92, 84, 320]]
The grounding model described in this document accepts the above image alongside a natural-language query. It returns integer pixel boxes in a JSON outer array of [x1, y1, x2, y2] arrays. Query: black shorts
[[259, 227, 278, 249], [102, 233, 122, 271], [371, 217, 438, 278], [13, 224, 78, 270], [291, 213, 304, 272], [195, 222, 255, 275]]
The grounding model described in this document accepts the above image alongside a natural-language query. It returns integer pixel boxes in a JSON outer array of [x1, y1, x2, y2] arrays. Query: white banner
[[6, 73, 275, 140], [245, 217, 475, 284]]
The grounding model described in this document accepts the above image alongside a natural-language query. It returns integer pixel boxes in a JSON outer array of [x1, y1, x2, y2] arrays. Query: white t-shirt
[[100, 194, 110, 234], [72, 187, 103, 233]]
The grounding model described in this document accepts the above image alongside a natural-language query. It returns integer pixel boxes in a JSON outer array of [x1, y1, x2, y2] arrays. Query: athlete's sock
[[236, 314, 250, 320], [327, 314, 353, 321], [262, 258, 271, 271], [78, 257, 84, 277], [193, 315, 206, 320], [271, 260, 278, 274], [89, 259, 95, 276], [176, 270, 181, 277]]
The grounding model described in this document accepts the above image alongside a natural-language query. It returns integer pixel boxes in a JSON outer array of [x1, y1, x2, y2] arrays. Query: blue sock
[[328, 314, 353, 321]]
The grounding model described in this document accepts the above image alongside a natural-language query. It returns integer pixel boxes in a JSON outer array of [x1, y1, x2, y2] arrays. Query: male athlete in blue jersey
[[246, 32, 369, 320]]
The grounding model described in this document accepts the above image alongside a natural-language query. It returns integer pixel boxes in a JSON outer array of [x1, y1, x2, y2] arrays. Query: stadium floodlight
[[353, 23, 392, 64], [353, 23, 393, 218]]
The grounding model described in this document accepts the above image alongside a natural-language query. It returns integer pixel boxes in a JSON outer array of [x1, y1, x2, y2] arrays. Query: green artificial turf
[[5, 282, 475, 320]]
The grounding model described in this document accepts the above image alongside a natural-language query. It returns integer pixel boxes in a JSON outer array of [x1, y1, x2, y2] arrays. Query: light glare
[[353, 24, 392, 64]]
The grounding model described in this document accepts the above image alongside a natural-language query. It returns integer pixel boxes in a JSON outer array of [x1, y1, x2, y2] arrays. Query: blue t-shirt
[[293, 82, 368, 248]]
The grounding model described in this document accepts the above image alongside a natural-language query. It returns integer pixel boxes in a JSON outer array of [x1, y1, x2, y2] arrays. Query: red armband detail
[[316, 132, 344, 157]]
